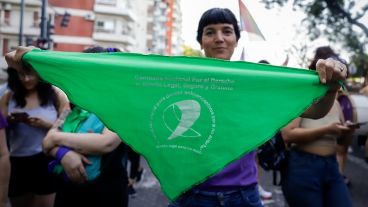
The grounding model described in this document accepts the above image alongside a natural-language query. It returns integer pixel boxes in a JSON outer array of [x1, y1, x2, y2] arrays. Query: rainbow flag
[[238, 0, 265, 40], [239, 48, 246, 61]]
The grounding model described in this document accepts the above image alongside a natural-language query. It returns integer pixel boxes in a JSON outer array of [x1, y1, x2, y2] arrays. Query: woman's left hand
[[316, 58, 347, 87], [60, 150, 91, 183], [27, 117, 53, 129]]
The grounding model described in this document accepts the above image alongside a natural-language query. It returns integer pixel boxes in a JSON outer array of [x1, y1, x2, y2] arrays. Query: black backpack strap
[[273, 170, 277, 185]]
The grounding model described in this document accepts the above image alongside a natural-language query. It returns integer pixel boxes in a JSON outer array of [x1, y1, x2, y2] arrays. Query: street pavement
[[128, 159, 169, 207], [129, 143, 368, 207]]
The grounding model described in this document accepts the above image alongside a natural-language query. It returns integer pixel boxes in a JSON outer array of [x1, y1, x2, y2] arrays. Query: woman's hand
[[5, 46, 35, 71], [336, 121, 355, 145], [316, 58, 347, 89], [341, 121, 356, 136], [60, 150, 91, 183], [27, 117, 53, 129], [7, 115, 19, 124], [326, 122, 350, 136]]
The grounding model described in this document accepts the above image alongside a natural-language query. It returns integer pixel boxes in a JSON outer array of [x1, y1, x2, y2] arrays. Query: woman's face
[[18, 69, 39, 91], [200, 23, 238, 60]]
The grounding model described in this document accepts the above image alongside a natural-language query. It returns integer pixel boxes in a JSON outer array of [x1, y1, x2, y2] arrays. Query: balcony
[[0, 0, 41, 7], [0, 24, 39, 36], [52, 35, 94, 45], [92, 32, 135, 45], [94, 4, 136, 21]]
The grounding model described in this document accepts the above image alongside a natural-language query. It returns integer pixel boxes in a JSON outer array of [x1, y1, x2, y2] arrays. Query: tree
[[286, 42, 309, 68], [182, 45, 203, 57], [261, 0, 368, 75], [350, 53, 368, 77]]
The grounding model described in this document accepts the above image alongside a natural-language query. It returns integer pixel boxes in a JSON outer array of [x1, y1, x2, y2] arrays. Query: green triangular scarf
[[62, 106, 90, 132], [23, 50, 327, 200]]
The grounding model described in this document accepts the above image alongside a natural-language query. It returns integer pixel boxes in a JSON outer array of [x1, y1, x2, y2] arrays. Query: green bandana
[[62, 106, 90, 133], [23, 50, 327, 200]]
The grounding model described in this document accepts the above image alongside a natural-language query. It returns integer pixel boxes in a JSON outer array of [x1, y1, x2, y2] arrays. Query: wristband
[[55, 146, 70, 162]]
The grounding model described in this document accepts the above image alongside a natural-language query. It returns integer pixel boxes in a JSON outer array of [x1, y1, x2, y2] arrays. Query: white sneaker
[[259, 185, 272, 200], [348, 146, 353, 153]]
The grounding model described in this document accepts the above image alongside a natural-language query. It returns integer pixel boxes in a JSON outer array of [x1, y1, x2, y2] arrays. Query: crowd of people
[[0, 6, 362, 207]]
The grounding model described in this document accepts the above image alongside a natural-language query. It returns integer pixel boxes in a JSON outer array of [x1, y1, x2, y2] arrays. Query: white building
[[148, 0, 182, 55], [0, 0, 41, 71], [0, 0, 183, 71]]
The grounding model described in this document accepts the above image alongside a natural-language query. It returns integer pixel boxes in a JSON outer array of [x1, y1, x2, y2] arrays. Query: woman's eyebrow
[[222, 26, 234, 30], [204, 27, 214, 31]]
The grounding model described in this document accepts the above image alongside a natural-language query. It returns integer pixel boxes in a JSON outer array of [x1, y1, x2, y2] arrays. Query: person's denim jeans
[[168, 184, 263, 207], [282, 149, 353, 207]]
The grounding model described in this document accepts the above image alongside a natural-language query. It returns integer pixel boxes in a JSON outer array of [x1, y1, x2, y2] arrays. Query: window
[[96, 0, 116, 5], [122, 25, 128, 35], [126, 0, 132, 9], [4, 11, 11, 25], [95, 20, 115, 33], [33, 11, 39, 27], [2, 39, 9, 54]]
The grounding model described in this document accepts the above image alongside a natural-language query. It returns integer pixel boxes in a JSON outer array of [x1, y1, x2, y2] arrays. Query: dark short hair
[[258, 60, 270, 64], [196, 8, 241, 44], [83, 46, 120, 53]]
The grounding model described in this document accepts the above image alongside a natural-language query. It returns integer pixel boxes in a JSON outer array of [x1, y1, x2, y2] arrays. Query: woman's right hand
[[27, 117, 54, 129], [7, 115, 18, 124], [60, 150, 91, 183], [5, 46, 35, 71], [326, 122, 350, 136]]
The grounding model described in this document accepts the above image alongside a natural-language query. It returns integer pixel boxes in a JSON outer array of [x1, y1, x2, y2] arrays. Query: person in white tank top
[[1, 67, 67, 207]]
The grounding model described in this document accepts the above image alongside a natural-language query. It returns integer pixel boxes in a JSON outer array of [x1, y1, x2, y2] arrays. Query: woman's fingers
[[316, 58, 347, 84], [5, 46, 36, 71]]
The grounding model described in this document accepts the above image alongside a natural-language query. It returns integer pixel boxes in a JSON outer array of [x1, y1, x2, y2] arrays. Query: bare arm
[[281, 118, 350, 144], [43, 127, 121, 155], [0, 98, 10, 207], [302, 58, 347, 119], [0, 91, 11, 117], [0, 129, 10, 207], [302, 90, 337, 119], [53, 86, 69, 116]]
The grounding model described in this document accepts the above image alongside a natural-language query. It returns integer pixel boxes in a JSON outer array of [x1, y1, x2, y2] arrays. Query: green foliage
[[351, 53, 368, 77], [261, 0, 368, 74], [261, 0, 367, 52], [182, 45, 203, 57]]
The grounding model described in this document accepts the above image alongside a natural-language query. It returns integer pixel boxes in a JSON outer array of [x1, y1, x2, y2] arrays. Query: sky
[[179, 0, 341, 67]]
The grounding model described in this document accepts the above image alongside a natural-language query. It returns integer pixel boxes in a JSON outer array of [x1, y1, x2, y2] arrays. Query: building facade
[[0, 0, 41, 57], [49, 0, 95, 51], [147, 0, 182, 55], [0, 0, 182, 70]]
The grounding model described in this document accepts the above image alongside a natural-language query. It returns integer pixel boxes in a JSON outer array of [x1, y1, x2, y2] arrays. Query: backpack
[[257, 131, 288, 185], [49, 107, 106, 181]]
